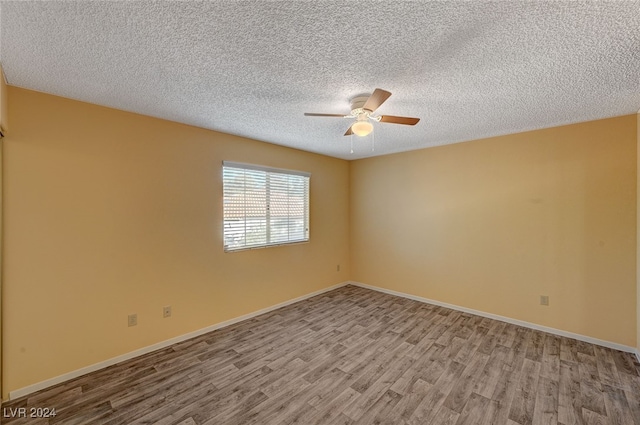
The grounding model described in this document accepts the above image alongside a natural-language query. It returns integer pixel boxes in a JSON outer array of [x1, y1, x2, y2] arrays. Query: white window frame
[[222, 161, 310, 252]]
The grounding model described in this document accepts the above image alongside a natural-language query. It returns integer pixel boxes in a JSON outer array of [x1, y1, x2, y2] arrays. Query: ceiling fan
[[304, 88, 420, 137]]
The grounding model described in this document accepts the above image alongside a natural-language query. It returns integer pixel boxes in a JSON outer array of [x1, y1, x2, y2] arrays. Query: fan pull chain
[[350, 133, 354, 154], [371, 127, 375, 152]]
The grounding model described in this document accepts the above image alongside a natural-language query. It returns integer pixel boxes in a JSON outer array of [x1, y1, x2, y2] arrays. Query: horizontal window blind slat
[[223, 163, 309, 251], [223, 161, 311, 178]]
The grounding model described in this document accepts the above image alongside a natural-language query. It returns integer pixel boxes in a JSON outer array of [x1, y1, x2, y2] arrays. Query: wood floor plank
[[474, 344, 510, 399], [242, 377, 313, 425], [481, 399, 504, 425], [509, 357, 542, 425], [531, 375, 559, 425], [386, 379, 432, 422], [2, 285, 638, 425], [504, 327, 532, 372], [453, 325, 489, 364], [558, 360, 585, 425], [352, 389, 402, 425], [454, 392, 491, 425], [601, 384, 635, 425], [307, 387, 360, 425], [624, 386, 640, 425], [497, 323, 518, 348], [490, 362, 522, 424], [541, 334, 561, 381], [327, 412, 355, 425], [443, 352, 490, 413], [389, 350, 434, 394], [526, 331, 547, 363], [429, 404, 460, 425], [582, 408, 609, 425], [415, 344, 451, 385], [560, 338, 580, 364], [594, 346, 623, 389], [406, 389, 449, 424], [305, 367, 353, 409], [610, 349, 638, 377], [578, 353, 608, 417]]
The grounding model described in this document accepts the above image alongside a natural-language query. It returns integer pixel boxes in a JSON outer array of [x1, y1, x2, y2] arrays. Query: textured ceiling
[[1, 1, 639, 160]]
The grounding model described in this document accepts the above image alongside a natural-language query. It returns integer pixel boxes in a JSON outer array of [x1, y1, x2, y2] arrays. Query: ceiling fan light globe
[[352, 121, 373, 137]]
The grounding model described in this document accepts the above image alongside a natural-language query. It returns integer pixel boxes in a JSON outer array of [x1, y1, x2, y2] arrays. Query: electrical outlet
[[163, 306, 172, 318], [128, 313, 138, 327], [540, 295, 549, 306]]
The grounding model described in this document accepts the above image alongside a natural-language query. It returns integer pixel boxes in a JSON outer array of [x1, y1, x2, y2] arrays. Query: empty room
[[1, 1, 639, 424]]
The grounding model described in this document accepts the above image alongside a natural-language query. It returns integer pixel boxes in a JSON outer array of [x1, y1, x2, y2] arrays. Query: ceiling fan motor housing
[[350, 95, 370, 112], [350, 95, 376, 122]]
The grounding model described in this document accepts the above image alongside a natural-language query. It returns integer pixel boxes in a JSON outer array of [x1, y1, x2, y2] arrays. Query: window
[[223, 161, 310, 251]]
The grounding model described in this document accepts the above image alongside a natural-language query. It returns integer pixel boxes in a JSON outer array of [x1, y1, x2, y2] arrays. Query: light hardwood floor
[[3, 285, 640, 424]]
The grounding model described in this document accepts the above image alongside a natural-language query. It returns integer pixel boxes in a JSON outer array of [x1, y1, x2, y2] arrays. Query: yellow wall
[[2, 86, 350, 398], [351, 116, 637, 347]]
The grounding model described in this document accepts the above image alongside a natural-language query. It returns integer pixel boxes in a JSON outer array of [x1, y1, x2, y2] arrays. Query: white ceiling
[[1, 1, 639, 160]]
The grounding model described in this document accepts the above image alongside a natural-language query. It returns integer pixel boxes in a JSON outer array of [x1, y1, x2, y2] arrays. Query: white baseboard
[[348, 281, 637, 355], [8, 281, 350, 401], [635, 349, 640, 364]]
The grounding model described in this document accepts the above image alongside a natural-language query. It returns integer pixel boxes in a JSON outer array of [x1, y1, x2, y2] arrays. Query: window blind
[[223, 161, 310, 251]]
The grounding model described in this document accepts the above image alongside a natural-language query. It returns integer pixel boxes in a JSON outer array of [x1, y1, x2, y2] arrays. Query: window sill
[[224, 240, 310, 253]]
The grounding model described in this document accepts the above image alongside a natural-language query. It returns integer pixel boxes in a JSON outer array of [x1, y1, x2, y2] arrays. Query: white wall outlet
[[128, 313, 138, 327], [540, 295, 549, 306], [163, 306, 172, 318]]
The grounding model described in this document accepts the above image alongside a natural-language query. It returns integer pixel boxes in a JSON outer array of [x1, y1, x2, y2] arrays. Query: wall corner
[[0, 63, 8, 136], [636, 110, 639, 353]]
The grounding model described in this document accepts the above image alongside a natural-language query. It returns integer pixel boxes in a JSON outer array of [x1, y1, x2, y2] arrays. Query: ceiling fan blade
[[304, 113, 345, 117], [378, 115, 420, 125], [363, 88, 392, 112], [344, 126, 353, 136]]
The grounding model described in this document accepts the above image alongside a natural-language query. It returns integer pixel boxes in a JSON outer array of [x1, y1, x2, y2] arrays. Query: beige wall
[[2, 86, 350, 398], [637, 111, 640, 355], [351, 116, 637, 347]]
